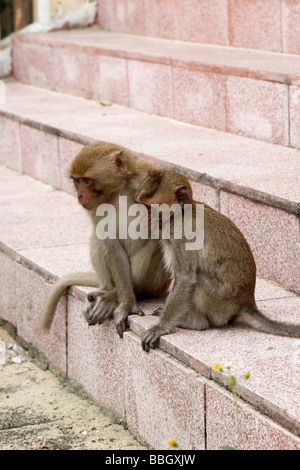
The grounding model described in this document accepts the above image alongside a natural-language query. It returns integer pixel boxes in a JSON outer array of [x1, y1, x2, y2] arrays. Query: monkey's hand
[[141, 324, 171, 352], [83, 290, 118, 325], [84, 290, 144, 337], [114, 304, 144, 339]]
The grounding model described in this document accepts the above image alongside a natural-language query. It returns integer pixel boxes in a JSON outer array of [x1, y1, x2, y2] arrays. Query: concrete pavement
[[0, 325, 148, 451]]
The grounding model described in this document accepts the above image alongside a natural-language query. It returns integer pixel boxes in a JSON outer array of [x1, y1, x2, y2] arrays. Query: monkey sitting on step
[[38, 142, 171, 338], [135, 169, 300, 352]]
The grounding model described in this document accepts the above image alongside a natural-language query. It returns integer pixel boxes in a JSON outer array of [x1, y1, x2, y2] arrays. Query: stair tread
[[1, 78, 299, 213], [0, 164, 299, 437], [15, 27, 300, 84]]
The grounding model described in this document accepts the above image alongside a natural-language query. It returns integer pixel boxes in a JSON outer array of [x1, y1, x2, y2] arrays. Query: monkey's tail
[[38, 272, 99, 332], [234, 305, 300, 339]]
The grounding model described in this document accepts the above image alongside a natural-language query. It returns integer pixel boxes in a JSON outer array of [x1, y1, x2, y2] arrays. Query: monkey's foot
[[141, 324, 169, 352], [83, 290, 117, 325]]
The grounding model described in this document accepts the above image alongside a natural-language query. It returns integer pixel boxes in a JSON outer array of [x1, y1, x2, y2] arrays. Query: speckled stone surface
[[14, 263, 67, 373], [124, 331, 206, 450], [220, 193, 300, 293], [1, 79, 299, 209], [173, 67, 227, 131], [0, 80, 298, 292], [21, 125, 61, 188], [67, 294, 127, 416], [97, 0, 300, 54], [12, 40, 54, 89], [10, 28, 300, 147], [227, 0, 282, 52], [128, 60, 173, 116], [206, 382, 300, 450], [0, 251, 17, 325], [90, 55, 129, 106], [129, 307, 300, 438], [226, 76, 289, 146], [290, 86, 300, 149], [0, 116, 22, 171]]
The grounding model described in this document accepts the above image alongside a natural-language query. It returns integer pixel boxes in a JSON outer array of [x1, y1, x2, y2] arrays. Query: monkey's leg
[[178, 312, 210, 330], [142, 277, 193, 352], [105, 240, 142, 338], [89, 235, 140, 337]]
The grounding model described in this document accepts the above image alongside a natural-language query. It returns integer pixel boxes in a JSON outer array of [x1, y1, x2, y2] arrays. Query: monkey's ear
[[114, 151, 128, 174], [174, 185, 191, 208]]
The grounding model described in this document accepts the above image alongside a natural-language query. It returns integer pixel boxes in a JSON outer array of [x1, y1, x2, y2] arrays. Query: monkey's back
[[193, 201, 256, 301]]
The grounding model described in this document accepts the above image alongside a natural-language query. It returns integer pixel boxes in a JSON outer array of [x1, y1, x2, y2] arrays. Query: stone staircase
[[0, 0, 299, 450]]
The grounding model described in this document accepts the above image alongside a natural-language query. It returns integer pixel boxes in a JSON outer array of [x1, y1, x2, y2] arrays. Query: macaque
[[135, 169, 300, 351], [38, 142, 171, 337]]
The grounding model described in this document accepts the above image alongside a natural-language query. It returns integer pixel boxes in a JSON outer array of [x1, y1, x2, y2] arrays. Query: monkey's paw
[[141, 324, 168, 352], [83, 290, 117, 325], [113, 305, 144, 339]]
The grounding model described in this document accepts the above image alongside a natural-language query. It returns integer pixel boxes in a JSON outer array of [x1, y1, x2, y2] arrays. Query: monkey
[[134, 169, 300, 351], [38, 142, 172, 338]]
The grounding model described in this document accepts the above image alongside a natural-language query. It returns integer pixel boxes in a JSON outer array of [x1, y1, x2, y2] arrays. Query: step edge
[[1, 108, 298, 217], [12, 29, 300, 85]]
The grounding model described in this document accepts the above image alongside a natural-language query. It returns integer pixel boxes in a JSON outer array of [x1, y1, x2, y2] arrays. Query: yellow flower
[[213, 363, 220, 371], [169, 439, 179, 448], [245, 371, 251, 380]]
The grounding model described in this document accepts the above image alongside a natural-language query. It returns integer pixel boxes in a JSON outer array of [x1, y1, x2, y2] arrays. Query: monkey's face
[[70, 175, 104, 210]]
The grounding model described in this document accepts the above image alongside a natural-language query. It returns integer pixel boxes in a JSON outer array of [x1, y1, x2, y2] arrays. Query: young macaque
[[38, 142, 171, 338], [135, 169, 300, 351]]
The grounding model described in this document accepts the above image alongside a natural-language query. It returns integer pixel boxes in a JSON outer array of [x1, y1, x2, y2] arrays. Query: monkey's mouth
[[81, 192, 103, 209], [81, 200, 97, 209]]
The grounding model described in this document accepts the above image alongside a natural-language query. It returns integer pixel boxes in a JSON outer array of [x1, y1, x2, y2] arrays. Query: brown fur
[[38, 142, 171, 337], [135, 169, 300, 351]]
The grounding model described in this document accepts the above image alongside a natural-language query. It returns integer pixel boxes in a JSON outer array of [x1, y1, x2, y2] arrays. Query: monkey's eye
[[82, 177, 91, 185]]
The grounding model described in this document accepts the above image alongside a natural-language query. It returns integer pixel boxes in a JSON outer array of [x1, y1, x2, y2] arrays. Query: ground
[[0, 326, 148, 451]]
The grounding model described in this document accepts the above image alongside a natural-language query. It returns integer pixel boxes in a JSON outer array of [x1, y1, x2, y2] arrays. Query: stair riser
[[12, 36, 300, 149], [97, 0, 300, 55], [0, 114, 298, 293], [0, 251, 67, 373]]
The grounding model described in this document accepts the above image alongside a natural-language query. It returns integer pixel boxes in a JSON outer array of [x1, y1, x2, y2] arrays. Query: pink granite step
[[0, 165, 299, 449], [11, 28, 300, 148], [0, 78, 299, 293], [97, 0, 300, 55]]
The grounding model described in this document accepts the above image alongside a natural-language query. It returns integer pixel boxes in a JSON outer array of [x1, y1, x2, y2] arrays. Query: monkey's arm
[[141, 276, 193, 352], [104, 239, 140, 337], [38, 272, 99, 331]]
